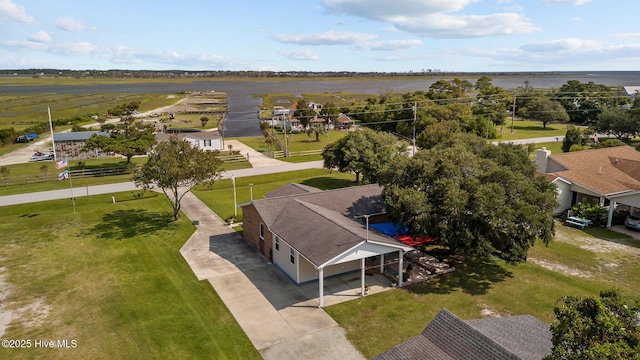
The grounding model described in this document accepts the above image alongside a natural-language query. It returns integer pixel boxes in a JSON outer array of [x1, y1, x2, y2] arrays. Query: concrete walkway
[[224, 139, 286, 167]]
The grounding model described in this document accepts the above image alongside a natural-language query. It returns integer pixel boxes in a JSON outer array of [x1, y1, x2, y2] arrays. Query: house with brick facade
[[240, 183, 414, 307]]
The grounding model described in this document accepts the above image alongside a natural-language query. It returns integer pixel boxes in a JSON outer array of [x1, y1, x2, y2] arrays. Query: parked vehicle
[[16, 133, 38, 143], [29, 151, 54, 162], [624, 213, 640, 230]]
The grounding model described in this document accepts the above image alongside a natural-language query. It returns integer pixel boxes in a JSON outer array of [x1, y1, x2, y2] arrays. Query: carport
[[315, 240, 413, 307], [606, 190, 640, 227]]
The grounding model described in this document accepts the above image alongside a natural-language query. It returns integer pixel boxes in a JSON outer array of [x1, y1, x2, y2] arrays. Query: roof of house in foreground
[[547, 145, 640, 195], [245, 184, 412, 267], [373, 308, 551, 360]]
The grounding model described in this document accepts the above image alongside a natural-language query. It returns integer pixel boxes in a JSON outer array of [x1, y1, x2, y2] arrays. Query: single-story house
[[241, 183, 414, 307], [373, 308, 551, 360], [536, 145, 640, 226], [623, 86, 640, 98], [157, 130, 223, 151], [336, 113, 354, 129], [308, 102, 323, 110], [52, 131, 110, 160]]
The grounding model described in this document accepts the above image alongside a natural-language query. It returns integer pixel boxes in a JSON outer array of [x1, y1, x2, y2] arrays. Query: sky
[[1, 0, 639, 72]]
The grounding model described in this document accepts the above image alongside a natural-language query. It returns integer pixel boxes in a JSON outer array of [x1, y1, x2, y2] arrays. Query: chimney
[[535, 147, 551, 173]]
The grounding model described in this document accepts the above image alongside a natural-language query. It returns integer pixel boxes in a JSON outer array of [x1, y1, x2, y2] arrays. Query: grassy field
[[496, 119, 576, 141], [0, 192, 260, 360], [1, 93, 181, 132], [193, 168, 357, 222], [234, 130, 348, 154], [325, 223, 640, 358], [0, 157, 251, 196]]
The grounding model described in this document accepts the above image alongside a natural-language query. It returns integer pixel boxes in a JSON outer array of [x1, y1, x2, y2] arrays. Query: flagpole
[[48, 107, 57, 161], [68, 167, 76, 214], [232, 172, 237, 217]]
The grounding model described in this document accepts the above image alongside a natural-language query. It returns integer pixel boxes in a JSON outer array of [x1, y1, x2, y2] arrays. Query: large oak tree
[[135, 137, 223, 221], [379, 133, 558, 262], [322, 128, 403, 184]]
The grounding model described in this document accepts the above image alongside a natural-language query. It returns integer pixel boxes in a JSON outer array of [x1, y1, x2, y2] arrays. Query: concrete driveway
[[178, 192, 366, 360]]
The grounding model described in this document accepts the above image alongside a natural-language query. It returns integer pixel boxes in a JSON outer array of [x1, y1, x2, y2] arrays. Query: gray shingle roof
[[264, 182, 323, 198], [53, 131, 109, 142], [373, 308, 551, 360], [249, 184, 411, 266]]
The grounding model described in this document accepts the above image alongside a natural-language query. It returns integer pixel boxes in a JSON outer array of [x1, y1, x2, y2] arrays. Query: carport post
[[380, 254, 384, 272], [398, 250, 404, 286], [360, 258, 366, 297], [318, 267, 324, 308], [607, 200, 615, 227]]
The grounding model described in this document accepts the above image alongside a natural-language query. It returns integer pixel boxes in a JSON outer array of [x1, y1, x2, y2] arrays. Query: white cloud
[[273, 31, 377, 45], [279, 49, 319, 61], [28, 31, 51, 43], [542, 0, 591, 5], [394, 13, 539, 38], [322, 0, 479, 19], [356, 39, 422, 51], [520, 38, 601, 53], [56, 17, 95, 31], [322, 0, 537, 38], [0, 0, 34, 23]]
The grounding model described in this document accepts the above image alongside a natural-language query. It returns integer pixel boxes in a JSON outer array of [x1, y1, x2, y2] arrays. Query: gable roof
[[373, 308, 551, 360], [248, 185, 412, 267], [546, 146, 640, 195], [264, 182, 323, 198]]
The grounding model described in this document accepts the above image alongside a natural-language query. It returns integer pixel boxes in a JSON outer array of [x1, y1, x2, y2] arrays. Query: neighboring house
[[336, 113, 354, 129], [374, 308, 551, 360], [52, 131, 110, 160], [623, 86, 640, 98], [157, 130, 224, 151], [536, 145, 640, 226], [241, 183, 414, 307], [308, 102, 323, 110], [273, 106, 292, 117]]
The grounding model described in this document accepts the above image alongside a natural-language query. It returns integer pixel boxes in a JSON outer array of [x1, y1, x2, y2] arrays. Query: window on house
[[204, 139, 212, 146], [275, 236, 280, 251], [259, 223, 264, 239], [289, 247, 295, 264]]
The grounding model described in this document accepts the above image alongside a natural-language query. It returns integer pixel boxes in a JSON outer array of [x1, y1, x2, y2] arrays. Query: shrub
[[571, 202, 608, 226]]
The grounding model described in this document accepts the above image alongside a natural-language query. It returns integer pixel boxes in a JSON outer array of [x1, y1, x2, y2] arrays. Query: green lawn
[[234, 131, 347, 154], [0, 193, 260, 360], [0, 157, 251, 196], [325, 223, 640, 359], [496, 119, 577, 141], [193, 168, 357, 222]]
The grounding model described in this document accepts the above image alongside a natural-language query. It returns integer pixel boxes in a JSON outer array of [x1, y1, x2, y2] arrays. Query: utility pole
[[412, 102, 417, 156], [511, 91, 516, 134], [283, 113, 289, 157]]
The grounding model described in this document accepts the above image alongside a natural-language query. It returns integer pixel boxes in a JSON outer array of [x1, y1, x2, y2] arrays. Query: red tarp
[[395, 235, 437, 246]]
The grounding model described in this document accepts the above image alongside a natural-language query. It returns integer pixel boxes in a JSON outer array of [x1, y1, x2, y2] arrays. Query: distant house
[[273, 106, 292, 117], [536, 145, 640, 226], [52, 131, 110, 160], [308, 102, 323, 110], [373, 308, 551, 360], [241, 183, 414, 307], [623, 86, 640, 98], [157, 130, 223, 151], [336, 113, 354, 129]]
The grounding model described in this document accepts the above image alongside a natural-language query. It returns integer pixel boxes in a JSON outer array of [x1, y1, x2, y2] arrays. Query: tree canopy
[[521, 96, 569, 129], [379, 133, 558, 262], [84, 123, 156, 163], [594, 107, 640, 140], [135, 137, 223, 221], [322, 128, 403, 184], [546, 289, 640, 360]]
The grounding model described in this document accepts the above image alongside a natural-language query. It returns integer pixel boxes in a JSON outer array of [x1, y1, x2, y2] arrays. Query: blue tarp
[[370, 222, 405, 236]]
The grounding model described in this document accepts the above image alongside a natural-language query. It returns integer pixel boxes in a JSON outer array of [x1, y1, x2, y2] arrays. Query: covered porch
[[606, 191, 640, 227], [314, 241, 413, 308]]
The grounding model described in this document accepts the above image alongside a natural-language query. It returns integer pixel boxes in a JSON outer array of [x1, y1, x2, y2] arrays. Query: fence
[[0, 154, 249, 187], [264, 149, 322, 159]]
